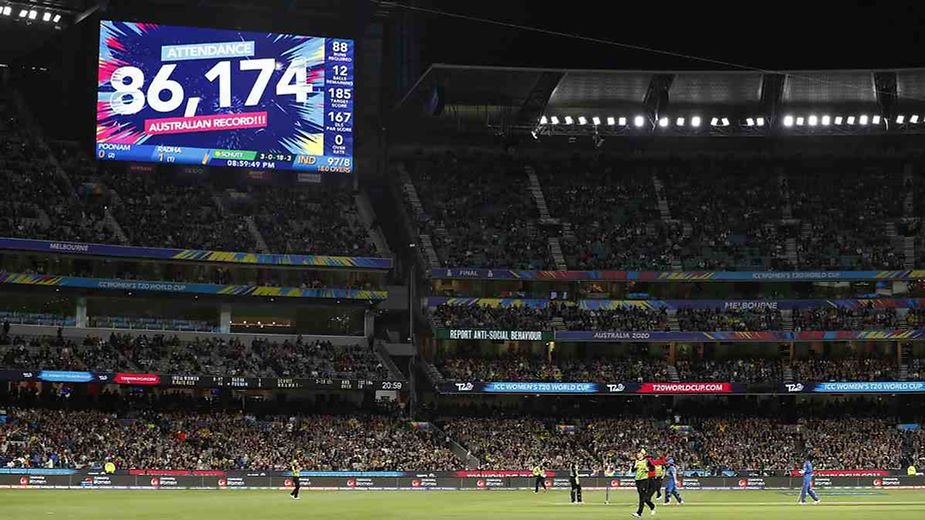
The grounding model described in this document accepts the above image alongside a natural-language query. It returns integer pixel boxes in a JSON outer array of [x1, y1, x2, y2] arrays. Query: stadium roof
[[394, 64, 925, 137]]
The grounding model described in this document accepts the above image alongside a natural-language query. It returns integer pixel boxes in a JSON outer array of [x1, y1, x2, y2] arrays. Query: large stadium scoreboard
[[96, 21, 354, 173]]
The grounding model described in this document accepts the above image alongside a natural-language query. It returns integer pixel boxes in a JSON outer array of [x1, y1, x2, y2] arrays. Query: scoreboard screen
[[96, 21, 354, 173]]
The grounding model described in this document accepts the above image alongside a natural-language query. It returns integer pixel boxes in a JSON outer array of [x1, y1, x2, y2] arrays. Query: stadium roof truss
[[394, 64, 925, 138]]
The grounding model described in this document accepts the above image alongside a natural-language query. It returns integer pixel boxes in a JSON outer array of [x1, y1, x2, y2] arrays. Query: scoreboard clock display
[[96, 21, 354, 173]]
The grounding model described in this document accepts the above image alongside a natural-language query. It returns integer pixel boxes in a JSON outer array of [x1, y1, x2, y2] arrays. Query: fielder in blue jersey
[[664, 458, 683, 504], [799, 454, 821, 505]]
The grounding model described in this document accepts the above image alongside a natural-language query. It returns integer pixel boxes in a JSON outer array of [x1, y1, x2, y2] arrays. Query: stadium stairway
[[104, 208, 129, 244], [373, 339, 407, 381], [244, 216, 269, 253], [525, 165, 556, 224], [904, 237, 916, 269], [781, 309, 794, 331], [397, 163, 441, 267], [667, 365, 680, 382], [782, 366, 795, 383], [784, 238, 799, 268], [549, 238, 568, 270], [652, 176, 672, 221], [903, 164, 915, 217], [667, 309, 680, 331], [898, 364, 909, 381], [355, 192, 392, 258]]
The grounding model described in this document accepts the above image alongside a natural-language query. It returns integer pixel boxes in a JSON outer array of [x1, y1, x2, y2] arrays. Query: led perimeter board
[[97, 21, 354, 173]]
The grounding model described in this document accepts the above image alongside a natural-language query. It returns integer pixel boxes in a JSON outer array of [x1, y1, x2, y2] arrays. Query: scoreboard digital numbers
[[96, 21, 354, 173]]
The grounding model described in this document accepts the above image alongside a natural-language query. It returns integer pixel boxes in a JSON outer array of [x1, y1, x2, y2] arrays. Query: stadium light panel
[[846, 116, 855, 125], [53, 14, 61, 23], [710, 117, 719, 126], [592, 116, 601, 126], [834, 116, 843, 125], [633, 115, 645, 127], [756, 117, 765, 127], [18, 9, 26, 17], [745, 118, 754, 127], [1, 6, 10, 16], [658, 117, 668, 127], [549, 116, 559, 125], [821, 115, 831, 126], [872, 115, 881, 124], [808, 115, 818, 126], [691, 116, 701, 127], [42, 12, 50, 21], [606, 116, 615, 126], [912, 115, 920, 124], [539, 115, 548, 125], [618, 117, 627, 126], [28, 9, 36, 19], [721, 117, 730, 126], [564, 116, 574, 125], [859, 114, 869, 125], [897, 115, 905, 124], [578, 116, 587, 125], [783, 115, 794, 127], [676, 117, 685, 126]]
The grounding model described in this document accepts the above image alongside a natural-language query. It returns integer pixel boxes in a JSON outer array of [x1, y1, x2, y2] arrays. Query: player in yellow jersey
[[289, 459, 302, 500], [631, 450, 656, 517]]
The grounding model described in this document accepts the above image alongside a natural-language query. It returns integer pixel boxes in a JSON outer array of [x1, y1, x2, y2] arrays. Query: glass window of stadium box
[[230, 303, 365, 336], [86, 296, 218, 332], [0, 292, 76, 327]]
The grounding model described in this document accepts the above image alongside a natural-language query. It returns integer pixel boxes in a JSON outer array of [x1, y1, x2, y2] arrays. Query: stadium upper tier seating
[[0, 92, 379, 257], [399, 152, 920, 270], [0, 334, 396, 380]]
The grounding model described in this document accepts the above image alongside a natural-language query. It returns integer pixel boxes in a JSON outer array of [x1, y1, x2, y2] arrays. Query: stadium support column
[[75, 297, 87, 328], [219, 304, 231, 334]]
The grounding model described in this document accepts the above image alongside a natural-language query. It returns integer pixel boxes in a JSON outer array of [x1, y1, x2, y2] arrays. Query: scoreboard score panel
[[96, 21, 354, 173]]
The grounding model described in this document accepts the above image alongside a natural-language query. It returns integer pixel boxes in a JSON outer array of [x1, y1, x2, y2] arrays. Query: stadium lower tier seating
[[3, 404, 921, 472], [0, 334, 395, 380], [0, 407, 456, 471]]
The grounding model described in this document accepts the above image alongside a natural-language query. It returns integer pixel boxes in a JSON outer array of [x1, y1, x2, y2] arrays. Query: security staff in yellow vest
[[532, 463, 547, 493], [909, 464, 918, 476]]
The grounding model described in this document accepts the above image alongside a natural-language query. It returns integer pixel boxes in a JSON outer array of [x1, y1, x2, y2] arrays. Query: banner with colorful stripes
[[430, 268, 925, 282], [0, 272, 387, 301], [0, 237, 392, 269]]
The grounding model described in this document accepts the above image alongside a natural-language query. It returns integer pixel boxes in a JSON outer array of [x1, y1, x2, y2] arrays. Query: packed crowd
[[436, 353, 906, 383], [676, 307, 783, 331], [438, 356, 669, 382], [0, 96, 115, 244], [0, 334, 395, 380], [240, 186, 376, 257], [428, 303, 555, 330], [537, 157, 671, 270], [0, 408, 457, 471], [793, 307, 900, 330], [442, 417, 596, 470], [402, 152, 553, 269], [674, 359, 783, 383], [789, 358, 899, 382], [400, 152, 913, 271]]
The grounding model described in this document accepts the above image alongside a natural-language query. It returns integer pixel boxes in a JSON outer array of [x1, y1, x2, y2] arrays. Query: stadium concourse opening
[[2, 0, 925, 519]]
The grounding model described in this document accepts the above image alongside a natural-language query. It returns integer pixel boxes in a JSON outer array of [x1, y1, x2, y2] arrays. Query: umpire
[[569, 462, 583, 503]]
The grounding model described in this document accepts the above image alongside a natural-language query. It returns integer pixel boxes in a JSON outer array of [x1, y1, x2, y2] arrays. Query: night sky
[[413, 0, 925, 71]]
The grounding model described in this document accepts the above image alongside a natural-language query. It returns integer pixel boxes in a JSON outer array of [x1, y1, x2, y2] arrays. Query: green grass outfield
[[2, 489, 925, 520]]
